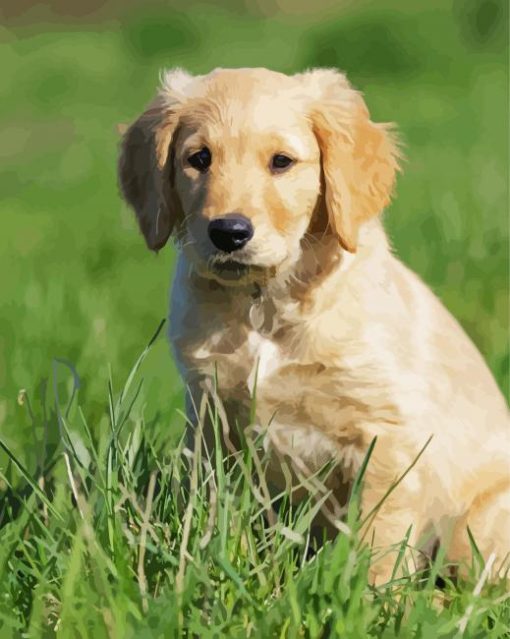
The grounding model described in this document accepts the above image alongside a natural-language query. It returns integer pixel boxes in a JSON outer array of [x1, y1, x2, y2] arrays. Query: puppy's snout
[[208, 215, 253, 253]]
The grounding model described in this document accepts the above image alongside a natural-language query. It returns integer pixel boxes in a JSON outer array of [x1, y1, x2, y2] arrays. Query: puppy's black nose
[[208, 215, 253, 253]]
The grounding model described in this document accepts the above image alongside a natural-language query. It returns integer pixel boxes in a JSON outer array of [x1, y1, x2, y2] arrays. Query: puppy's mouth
[[215, 258, 248, 272], [212, 259, 253, 279], [208, 257, 268, 284]]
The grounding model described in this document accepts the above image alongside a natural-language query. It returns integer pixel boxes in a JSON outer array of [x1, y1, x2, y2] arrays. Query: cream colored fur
[[118, 67, 510, 584]]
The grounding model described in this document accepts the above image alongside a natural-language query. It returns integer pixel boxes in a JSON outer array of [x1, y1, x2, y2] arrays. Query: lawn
[[0, 0, 508, 636]]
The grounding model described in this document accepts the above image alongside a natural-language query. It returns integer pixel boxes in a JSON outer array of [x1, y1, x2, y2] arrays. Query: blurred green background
[[0, 0, 508, 468]]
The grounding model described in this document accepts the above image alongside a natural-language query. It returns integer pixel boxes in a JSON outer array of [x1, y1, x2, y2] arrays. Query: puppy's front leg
[[359, 460, 427, 586], [183, 378, 245, 461], [182, 378, 220, 458]]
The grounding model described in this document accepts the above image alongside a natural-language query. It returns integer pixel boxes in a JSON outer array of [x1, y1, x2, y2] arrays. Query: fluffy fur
[[118, 67, 510, 584]]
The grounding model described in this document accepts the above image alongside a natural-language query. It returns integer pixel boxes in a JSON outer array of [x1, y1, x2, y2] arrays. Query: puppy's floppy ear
[[301, 68, 401, 253], [118, 68, 195, 251]]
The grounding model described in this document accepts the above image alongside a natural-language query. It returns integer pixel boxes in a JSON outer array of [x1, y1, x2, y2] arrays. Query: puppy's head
[[118, 67, 400, 284]]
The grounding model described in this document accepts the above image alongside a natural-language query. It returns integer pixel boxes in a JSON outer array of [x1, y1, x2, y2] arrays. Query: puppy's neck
[[249, 218, 389, 333], [246, 233, 345, 335]]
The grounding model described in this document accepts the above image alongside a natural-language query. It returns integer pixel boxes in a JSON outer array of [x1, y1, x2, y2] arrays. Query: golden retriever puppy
[[118, 67, 510, 584]]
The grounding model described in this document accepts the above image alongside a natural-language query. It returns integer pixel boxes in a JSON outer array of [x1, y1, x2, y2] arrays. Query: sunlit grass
[[1, 328, 508, 637]]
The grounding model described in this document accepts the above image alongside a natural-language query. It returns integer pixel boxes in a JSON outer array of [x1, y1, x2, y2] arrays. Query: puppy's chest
[[245, 330, 288, 394], [191, 322, 291, 398], [191, 320, 335, 427], [191, 325, 366, 477]]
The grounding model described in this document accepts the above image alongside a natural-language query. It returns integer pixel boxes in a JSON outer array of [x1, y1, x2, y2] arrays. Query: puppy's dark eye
[[271, 154, 294, 172], [188, 147, 211, 172]]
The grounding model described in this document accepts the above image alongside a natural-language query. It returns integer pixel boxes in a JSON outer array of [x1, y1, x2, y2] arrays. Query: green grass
[[1, 330, 509, 637], [0, 0, 508, 636]]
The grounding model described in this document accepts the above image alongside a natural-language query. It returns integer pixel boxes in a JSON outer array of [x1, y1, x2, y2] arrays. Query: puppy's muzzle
[[208, 215, 253, 253]]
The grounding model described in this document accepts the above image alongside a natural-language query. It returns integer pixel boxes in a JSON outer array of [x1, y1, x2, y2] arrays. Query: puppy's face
[[174, 77, 322, 283], [119, 67, 400, 285]]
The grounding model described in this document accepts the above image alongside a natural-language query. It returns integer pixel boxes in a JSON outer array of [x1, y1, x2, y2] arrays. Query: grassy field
[[0, 0, 508, 636]]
